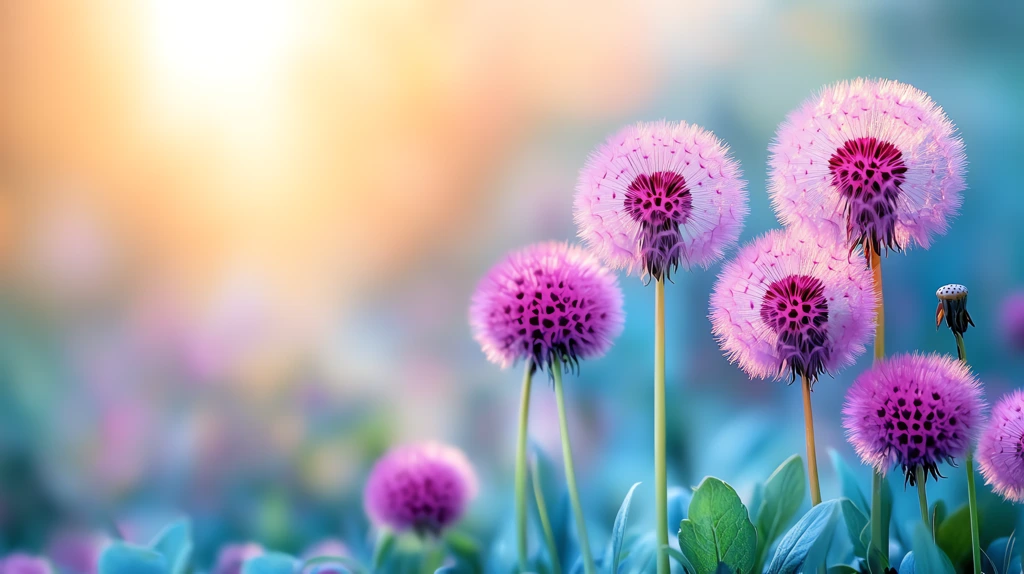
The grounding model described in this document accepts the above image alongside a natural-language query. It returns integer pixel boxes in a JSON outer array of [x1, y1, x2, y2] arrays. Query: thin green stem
[[867, 245, 889, 562], [530, 455, 562, 574], [654, 278, 669, 574], [954, 332, 981, 574], [801, 373, 822, 506], [515, 361, 534, 572], [552, 356, 595, 574], [966, 448, 981, 574], [916, 467, 930, 535]]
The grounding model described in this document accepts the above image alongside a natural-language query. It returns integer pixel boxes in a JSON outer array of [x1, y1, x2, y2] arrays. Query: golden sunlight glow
[[147, 0, 297, 100]]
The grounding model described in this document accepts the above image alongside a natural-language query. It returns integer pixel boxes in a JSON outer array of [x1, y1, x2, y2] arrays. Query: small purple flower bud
[[364, 442, 477, 537]]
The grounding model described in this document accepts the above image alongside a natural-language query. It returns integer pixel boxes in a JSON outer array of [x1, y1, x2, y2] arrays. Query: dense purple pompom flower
[[843, 353, 984, 485], [0, 554, 53, 574], [470, 242, 624, 372], [574, 120, 748, 281], [212, 543, 264, 574], [769, 78, 966, 254], [364, 442, 478, 536], [999, 291, 1024, 352], [978, 391, 1024, 503], [709, 228, 875, 383]]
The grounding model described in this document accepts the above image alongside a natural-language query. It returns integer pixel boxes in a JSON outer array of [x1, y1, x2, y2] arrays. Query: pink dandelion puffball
[[364, 442, 478, 536], [769, 78, 966, 254], [212, 543, 264, 574], [978, 391, 1024, 503], [709, 228, 876, 383], [574, 120, 748, 281], [844, 353, 984, 485], [0, 554, 53, 574], [470, 242, 624, 373]]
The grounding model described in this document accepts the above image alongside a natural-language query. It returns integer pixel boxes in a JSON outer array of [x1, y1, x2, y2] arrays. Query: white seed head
[[936, 283, 968, 300]]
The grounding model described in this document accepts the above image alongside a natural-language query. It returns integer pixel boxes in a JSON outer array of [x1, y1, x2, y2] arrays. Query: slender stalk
[[654, 278, 669, 574], [531, 455, 562, 574], [552, 356, 595, 574], [916, 467, 930, 535], [867, 244, 889, 559], [965, 448, 981, 574], [800, 373, 822, 505], [515, 360, 534, 572], [955, 332, 982, 574]]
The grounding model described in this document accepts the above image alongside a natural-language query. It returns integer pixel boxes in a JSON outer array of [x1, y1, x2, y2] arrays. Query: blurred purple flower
[[999, 291, 1024, 352], [212, 543, 265, 574], [709, 228, 876, 383], [574, 120, 748, 281], [843, 353, 985, 485], [978, 390, 1024, 503], [470, 242, 624, 373], [769, 78, 966, 254], [0, 554, 53, 574], [364, 442, 478, 536], [46, 531, 109, 574]]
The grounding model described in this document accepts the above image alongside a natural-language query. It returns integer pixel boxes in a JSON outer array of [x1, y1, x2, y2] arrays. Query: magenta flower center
[[623, 170, 692, 280], [828, 137, 907, 253], [503, 269, 606, 371], [760, 274, 831, 381]]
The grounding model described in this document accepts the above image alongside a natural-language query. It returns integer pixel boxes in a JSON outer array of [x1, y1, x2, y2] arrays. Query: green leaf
[[865, 540, 889, 574], [765, 499, 842, 574], [372, 531, 396, 570], [827, 566, 859, 574], [242, 552, 300, 574], [99, 543, 169, 574], [829, 450, 869, 515], [661, 544, 693, 572], [754, 455, 806, 570], [909, 523, 955, 574], [603, 482, 641, 573], [677, 477, 757, 574], [148, 519, 192, 574], [936, 503, 972, 566], [302, 555, 368, 573], [444, 531, 482, 573], [929, 500, 946, 533], [839, 499, 868, 558]]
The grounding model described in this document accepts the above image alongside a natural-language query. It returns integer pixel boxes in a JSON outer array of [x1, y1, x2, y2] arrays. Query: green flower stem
[[955, 332, 982, 574], [916, 466, 930, 535], [515, 360, 534, 572], [654, 278, 669, 574], [868, 244, 889, 561], [801, 373, 822, 506], [531, 455, 562, 574], [552, 356, 596, 574]]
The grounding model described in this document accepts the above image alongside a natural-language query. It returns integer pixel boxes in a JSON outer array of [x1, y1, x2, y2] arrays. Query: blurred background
[[2, 0, 1023, 566]]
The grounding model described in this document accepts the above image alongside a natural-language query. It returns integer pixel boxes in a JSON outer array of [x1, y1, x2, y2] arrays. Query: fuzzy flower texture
[[710, 229, 876, 383], [844, 353, 984, 486], [978, 391, 1024, 503], [770, 78, 966, 254], [575, 121, 748, 281], [470, 242, 624, 373], [364, 442, 478, 536]]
